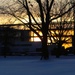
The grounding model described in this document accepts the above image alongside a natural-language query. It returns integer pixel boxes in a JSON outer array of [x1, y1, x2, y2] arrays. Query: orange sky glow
[[0, 0, 73, 49]]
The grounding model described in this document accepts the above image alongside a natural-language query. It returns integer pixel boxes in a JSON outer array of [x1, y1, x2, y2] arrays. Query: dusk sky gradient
[[0, 0, 15, 6]]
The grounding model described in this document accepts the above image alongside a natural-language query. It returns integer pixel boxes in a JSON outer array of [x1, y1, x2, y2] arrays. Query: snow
[[0, 56, 75, 75]]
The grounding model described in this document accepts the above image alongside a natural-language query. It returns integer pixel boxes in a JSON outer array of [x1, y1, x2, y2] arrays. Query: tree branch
[[50, 4, 75, 22]]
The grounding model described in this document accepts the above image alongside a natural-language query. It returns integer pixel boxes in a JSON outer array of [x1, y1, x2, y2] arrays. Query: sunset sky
[[0, 0, 15, 6], [0, 0, 73, 48], [0, 0, 72, 24]]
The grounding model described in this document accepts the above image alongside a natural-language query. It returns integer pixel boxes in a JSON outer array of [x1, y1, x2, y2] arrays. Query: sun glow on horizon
[[0, 15, 73, 49], [31, 37, 41, 42]]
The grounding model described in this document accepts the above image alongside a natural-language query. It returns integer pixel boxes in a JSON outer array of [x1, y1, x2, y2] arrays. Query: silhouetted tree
[[70, 0, 75, 54], [49, 1, 74, 57], [0, 0, 75, 59], [2, 27, 10, 58], [1, 27, 17, 58]]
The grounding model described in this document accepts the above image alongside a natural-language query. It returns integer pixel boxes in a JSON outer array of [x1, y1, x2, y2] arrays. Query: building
[[0, 22, 74, 55]]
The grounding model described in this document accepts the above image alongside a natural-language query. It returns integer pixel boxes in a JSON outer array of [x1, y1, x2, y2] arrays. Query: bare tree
[[0, 0, 75, 59], [49, 0, 73, 57], [70, 0, 75, 54]]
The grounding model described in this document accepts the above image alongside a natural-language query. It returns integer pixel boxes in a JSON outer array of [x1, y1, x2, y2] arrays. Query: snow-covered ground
[[0, 56, 75, 75]]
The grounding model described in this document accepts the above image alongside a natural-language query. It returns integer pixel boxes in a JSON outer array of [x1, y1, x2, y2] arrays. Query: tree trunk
[[56, 42, 61, 58], [41, 30, 49, 60]]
